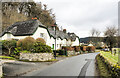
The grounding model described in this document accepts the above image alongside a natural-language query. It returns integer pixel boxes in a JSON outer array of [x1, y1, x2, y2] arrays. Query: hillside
[[2, 1, 56, 32]]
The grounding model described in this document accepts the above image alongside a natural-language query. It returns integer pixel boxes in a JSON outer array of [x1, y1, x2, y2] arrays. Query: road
[[3, 56, 68, 76], [24, 52, 99, 77]]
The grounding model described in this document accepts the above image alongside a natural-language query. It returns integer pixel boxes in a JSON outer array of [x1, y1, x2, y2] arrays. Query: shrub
[[96, 47, 103, 49], [2, 39, 17, 55], [83, 46, 87, 52], [62, 46, 74, 51], [53, 49, 66, 55], [86, 47, 92, 52], [31, 42, 52, 53], [14, 47, 21, 55], [86, 46, 95, 52], [73, 46, 81, 52], [17, 37, 35, 51], [36, 38, 46, 44]]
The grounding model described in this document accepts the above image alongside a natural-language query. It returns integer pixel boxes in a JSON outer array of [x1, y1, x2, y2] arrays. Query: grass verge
[[95, 54, 111, 77], [0, 56, 16, 60], [100, 51, 118, 65]]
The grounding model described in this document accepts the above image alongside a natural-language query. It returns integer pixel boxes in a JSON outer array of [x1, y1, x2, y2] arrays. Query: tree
[[90, 28, 101, 44], [31, 42, 52, 53], [90, 28, 96, 37], [36, 38, 46, 44], [95, 30, 101, 37], [104, 26, 117, 53], [2, 2, 56, 31], [118, 36, 120, 47], [2, 40, 17, 55], [90, 28, 101, 37], [17, 37, 35, 51], [104, 26, 117, 37]]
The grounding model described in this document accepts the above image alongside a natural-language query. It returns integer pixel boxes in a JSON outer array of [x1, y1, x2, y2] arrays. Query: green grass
[[100, 51, 118, 65], [45, 59, 58, 62], [0, 56, 16, 60], [96, 54, 111, 77]]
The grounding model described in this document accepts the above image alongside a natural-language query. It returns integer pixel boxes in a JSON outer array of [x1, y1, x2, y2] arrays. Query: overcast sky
[[34, 0, 119, 38]]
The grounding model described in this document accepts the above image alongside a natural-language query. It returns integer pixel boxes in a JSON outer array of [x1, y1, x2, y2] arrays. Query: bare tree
[[104, 26, 117, 37], [104, 26, 117, 53], [43, 4, 47, 10], [95, 30, 101, 37], [90, 28, 96, 37]]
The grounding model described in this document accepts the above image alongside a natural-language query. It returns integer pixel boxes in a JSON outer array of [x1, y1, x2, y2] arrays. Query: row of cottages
[[0, 20, 80, 50]]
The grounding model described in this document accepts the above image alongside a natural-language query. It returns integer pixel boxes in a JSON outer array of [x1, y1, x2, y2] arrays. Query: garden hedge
[[97, 54, 120, 77]]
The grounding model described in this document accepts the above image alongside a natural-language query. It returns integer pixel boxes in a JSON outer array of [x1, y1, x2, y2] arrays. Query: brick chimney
[[63, 29, 66, 33], [32, 17, 37, 20]]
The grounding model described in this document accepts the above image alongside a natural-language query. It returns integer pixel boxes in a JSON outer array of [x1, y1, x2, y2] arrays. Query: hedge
[[98, 53, 120, 77]]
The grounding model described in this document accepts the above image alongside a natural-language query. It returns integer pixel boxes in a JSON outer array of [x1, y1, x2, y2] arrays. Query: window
[[60, 44, 62, 48], [40, 33, 44, 37], [57, 44, 59, 47], [7, 34, 11, 39]]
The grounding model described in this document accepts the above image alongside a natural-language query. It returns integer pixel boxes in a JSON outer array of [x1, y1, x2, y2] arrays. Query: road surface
[[24, 52, 99, 76]]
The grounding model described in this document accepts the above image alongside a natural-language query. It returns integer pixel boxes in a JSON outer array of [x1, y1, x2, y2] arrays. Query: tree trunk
[[110, 42, 112, 54]]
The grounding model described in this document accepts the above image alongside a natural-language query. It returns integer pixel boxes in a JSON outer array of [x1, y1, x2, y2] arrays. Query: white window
[[40, 33, 44, 37], [7, 34, 11, 39]]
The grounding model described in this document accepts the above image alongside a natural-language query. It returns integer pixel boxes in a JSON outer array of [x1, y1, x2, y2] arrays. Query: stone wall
[[67, 51, 75, 56], [20, 53, 54, 61], [67, 51, 80, 56]]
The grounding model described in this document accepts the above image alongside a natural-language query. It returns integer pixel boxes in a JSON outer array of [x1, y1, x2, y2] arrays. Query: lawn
[[0, 56, 16, 60], [100, 51, 118, 65]]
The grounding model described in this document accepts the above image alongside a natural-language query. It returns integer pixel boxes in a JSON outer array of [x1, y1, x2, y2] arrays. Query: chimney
[[32, 17, 37, 20], [63, 29, 66, 33]]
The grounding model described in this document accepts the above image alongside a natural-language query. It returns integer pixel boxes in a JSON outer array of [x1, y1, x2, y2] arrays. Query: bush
[[96, 47, 103, 49], [31, 42, 52, 53], [86, 46, 95, 52], [73, 46, 81, 52], [83, 46, 87, 52], [53, 49, 66, 55], [14, 47, 21, 55], [17, 37, 35, 51], [2, 39, 17, 55], [62, 46, 74, 51], [97, 54, 120, 77], [36, 38, 46, 44]]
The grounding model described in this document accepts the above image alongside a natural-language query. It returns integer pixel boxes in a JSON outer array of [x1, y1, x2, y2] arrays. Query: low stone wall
[[20, 53, 54, 61], [75, 52, 80, 55], [67, 51, 75, 56], [0, 60, 2, 77]]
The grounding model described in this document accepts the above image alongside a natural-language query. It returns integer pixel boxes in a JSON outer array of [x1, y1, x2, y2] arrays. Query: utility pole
[[55, 23, 56, 59], [52, 23, 57, 59]]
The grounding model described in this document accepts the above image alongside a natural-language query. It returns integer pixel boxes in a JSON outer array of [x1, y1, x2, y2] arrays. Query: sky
[[34, 0, 119, 38]]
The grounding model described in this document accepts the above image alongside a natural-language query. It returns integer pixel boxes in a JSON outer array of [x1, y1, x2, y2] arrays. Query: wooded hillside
[[2, 1, 56, 31]]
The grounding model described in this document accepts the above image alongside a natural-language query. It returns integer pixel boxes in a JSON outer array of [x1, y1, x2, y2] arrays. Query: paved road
[[3, 56, 68, 76], [24, 52, 99, 76]]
